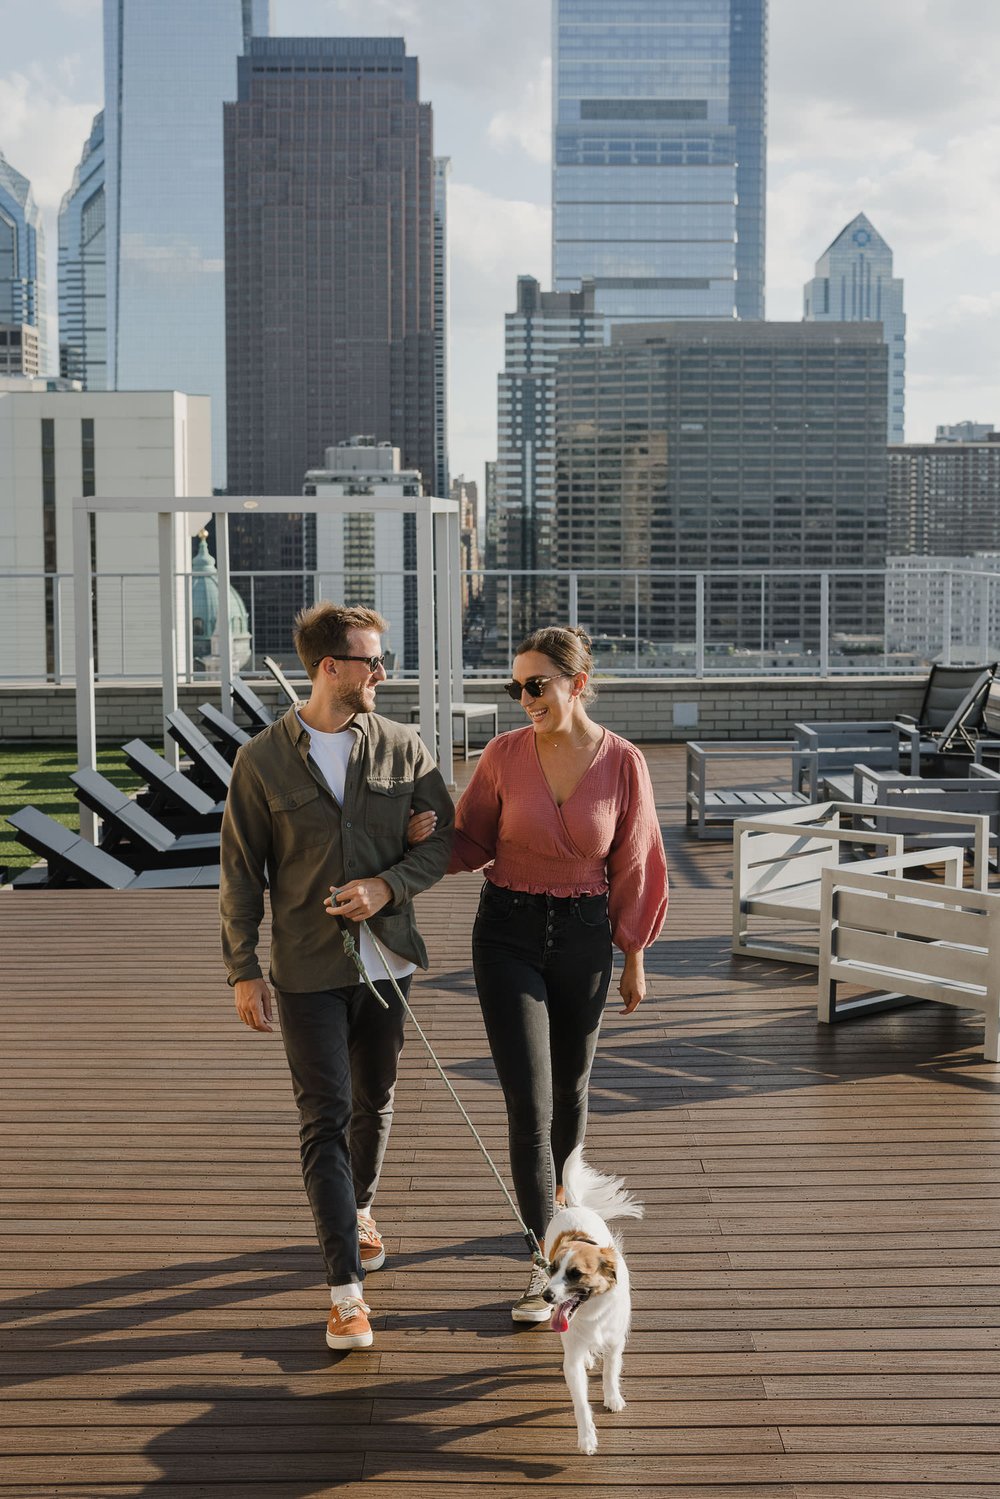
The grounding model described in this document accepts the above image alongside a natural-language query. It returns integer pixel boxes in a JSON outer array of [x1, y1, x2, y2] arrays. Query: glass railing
[[2, 564, 999, 683]]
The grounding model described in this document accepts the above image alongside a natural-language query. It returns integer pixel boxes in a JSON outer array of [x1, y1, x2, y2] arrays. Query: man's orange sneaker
[[358, 1213, 386, 1271], [326, 1296, 373, 1350]]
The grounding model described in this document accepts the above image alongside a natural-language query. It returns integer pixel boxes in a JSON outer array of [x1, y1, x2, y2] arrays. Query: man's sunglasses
[[502, 673, 570, 701], [312, 654, 386, 673]]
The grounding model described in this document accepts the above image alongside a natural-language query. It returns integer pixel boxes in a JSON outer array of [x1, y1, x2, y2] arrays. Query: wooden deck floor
[[2, 744, 1000, 1497]]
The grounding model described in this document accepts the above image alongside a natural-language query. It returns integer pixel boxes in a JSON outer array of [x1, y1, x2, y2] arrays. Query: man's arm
[[220, 750, 272, 1012], [377, 743, 455, 906]]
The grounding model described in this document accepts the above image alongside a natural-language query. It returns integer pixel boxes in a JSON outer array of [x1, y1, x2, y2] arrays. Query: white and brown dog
[[542, 1145, 643, 1455]]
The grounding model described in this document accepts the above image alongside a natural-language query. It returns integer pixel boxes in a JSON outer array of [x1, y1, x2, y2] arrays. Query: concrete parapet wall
[[0, 676, 926, 746]]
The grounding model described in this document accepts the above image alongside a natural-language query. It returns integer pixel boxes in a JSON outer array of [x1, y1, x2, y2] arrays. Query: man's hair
[[292, 602, 388, 678]]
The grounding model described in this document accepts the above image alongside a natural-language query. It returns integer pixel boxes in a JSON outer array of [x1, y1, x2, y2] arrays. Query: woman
[[414, 626, 668, 1321]]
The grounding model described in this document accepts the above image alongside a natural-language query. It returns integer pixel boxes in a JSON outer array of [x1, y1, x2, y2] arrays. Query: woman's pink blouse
[[448, 725, 668, 953]]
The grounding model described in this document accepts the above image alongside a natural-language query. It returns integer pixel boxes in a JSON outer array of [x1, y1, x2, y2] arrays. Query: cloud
[[487, 59, 551, 164], [0, 67, 100, 213], [447, 181, 550, 474]]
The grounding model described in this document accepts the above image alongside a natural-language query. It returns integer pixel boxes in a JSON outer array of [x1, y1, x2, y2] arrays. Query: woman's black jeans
[[472, 882, 614, 1241]]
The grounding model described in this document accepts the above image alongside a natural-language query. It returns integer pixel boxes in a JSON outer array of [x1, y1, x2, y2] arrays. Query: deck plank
[[1, 744, 999, 1494]]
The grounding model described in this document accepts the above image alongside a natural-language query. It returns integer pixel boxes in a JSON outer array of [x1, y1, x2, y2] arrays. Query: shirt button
[[344, 821, 352, 829]]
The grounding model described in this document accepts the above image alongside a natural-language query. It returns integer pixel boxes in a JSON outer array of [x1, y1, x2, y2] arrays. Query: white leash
[[337, 917, 550, 1270]]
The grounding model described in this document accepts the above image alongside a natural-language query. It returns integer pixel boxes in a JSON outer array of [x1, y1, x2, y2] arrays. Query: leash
[[337, 916, 550, 1272]]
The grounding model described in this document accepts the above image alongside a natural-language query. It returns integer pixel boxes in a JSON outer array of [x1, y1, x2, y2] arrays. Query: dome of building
[[191, 531, 251, 670]]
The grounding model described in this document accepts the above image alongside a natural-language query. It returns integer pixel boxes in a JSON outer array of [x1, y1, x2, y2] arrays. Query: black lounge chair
[[899, 662, 998, 757], [6, 807, 220, 889], [69, 768, 221, 870], [165, 709, 233, 798], [121, 739, 224, 830], [197, 702, 252, 763], [229, 677, 275, 730], [262, 654, 304, 707]]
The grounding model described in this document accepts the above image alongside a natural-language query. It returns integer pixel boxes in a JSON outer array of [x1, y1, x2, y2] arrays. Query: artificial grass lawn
[[0, 743, 145, 878]]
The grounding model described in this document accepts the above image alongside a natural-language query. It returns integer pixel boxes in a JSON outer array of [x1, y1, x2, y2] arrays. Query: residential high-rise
[[888, 441, 1000, 556], [804, 212, 905, 444], [102, 0, 269, 484], [58, 112, 106, 389], [0, 152, 49, 373], [433, 157, 451, 499], [495, 275, 605, 636], [303, 437, 423, 670], [552, 0, 767, 323], [224, 36, 436, 654], [552, 321, 888, 661]]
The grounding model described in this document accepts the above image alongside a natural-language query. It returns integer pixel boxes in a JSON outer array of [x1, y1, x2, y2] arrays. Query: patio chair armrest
[[857, 845, 967, 882], [973, 742, 1000, 767], [890, 720, 923, 772]]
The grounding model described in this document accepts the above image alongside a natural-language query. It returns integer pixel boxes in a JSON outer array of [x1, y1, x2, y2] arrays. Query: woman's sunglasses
[[502, 673, 571, 701]]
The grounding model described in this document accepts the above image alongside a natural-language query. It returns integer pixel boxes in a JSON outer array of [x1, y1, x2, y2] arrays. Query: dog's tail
[[561, 1144, 644, 1221]]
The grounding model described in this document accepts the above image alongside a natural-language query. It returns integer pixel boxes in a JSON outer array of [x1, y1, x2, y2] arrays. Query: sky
[[4, 0, 1000, 487]]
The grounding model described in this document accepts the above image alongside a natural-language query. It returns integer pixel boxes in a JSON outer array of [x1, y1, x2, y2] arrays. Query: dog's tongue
[[550, 1301, 573, 1334]]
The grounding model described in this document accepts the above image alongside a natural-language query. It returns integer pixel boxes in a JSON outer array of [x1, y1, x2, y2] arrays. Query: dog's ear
[[598, 1246, 618, 1286]]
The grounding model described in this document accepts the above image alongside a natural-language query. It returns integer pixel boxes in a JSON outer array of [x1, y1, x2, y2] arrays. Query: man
[[220, 603, 453, 1351]]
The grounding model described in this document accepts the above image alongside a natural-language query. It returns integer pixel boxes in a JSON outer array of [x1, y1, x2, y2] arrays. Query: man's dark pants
[[275, 978, 409, 1285]]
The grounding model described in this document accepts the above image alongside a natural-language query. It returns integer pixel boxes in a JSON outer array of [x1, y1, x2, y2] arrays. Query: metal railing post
[[820, 572, 830, 678], [52, 574, 63, 685], [569, 572, 579, 628], [695, 573, 705, 678], [943, 571, 953, 666]]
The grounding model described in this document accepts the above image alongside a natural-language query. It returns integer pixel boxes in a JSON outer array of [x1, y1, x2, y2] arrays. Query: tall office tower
[[225, 37, 435, 656], [804, 213, 905, 444], [58, 113, 106, 389], [433, 157, 451, 499], [495, 275, 605, 641], [450, 473, 482, 610], [552, 0, 767, 323], [936, 422, 995, 443], [0, 153, 49, 374], [552, 322, 887, 661], [103, 0, 269, 485], [887, 441, 1000, 556]]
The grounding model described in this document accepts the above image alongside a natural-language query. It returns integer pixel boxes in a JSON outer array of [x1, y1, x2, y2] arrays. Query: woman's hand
[[618, 952, 647, 1014], [407, 808, 437, 846]]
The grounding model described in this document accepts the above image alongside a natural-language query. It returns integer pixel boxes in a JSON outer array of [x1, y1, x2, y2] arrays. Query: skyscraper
[[102, 0, 269, 484], [58, 112, 106, 389], [0, 152, 49, 374], [804, 212, 905, 444], [433, 157, 451, 499], [224, 36, 436, 653], [495, 274, 605, 635], [551, 0, 767, 323], [888, 440, 1000, 556], [552, 321, 888, 657]]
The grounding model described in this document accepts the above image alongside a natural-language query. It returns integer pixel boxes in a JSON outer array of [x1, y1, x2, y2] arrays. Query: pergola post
[[435, 508, 455, 790], [72, 504, 97, 843], [415, 502, 437, 766], [215, 511, 233, 713], [158, 512, 179, 767]]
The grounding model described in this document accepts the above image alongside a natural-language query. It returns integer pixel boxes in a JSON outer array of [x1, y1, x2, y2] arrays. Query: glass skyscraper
[[0, 151, 49, 372], [552, 0, 767, 322], [804, 212, 906, 444], [58, 112, 107, 389], [102, 0, 270, 485]]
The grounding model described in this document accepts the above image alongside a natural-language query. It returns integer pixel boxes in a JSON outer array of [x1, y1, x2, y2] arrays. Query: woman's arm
[[606, 746, 669, 1002]]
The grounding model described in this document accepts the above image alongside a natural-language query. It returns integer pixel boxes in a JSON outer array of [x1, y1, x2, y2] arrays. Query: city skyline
[[5, 0, 1000, 485]]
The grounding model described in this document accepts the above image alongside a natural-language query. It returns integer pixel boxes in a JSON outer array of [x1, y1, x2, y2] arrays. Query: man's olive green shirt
[[220, 707, 454, 992]]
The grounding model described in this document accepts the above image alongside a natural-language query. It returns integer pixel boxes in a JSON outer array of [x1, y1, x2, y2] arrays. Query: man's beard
[[337, 681, 377, 717]]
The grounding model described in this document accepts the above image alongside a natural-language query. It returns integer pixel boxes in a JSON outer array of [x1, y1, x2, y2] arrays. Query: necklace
[[541, 726, 599, 751]]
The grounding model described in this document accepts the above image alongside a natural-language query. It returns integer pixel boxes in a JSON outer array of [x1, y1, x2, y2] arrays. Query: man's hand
[[617, 952, 647, 1015], [234, 977, 274, 1032], [325, 877, 393, 922]]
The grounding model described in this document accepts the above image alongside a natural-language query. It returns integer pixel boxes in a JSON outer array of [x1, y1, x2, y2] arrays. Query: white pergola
[[72, 492, 463, 841]]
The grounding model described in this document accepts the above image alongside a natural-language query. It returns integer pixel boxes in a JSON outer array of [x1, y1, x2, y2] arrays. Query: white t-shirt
[[297, 713, 415, 983]]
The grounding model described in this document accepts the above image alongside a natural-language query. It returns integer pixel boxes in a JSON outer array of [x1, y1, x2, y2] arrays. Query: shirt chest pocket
[[365, 777, 414, 836], [268, 783, 329, 849]]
